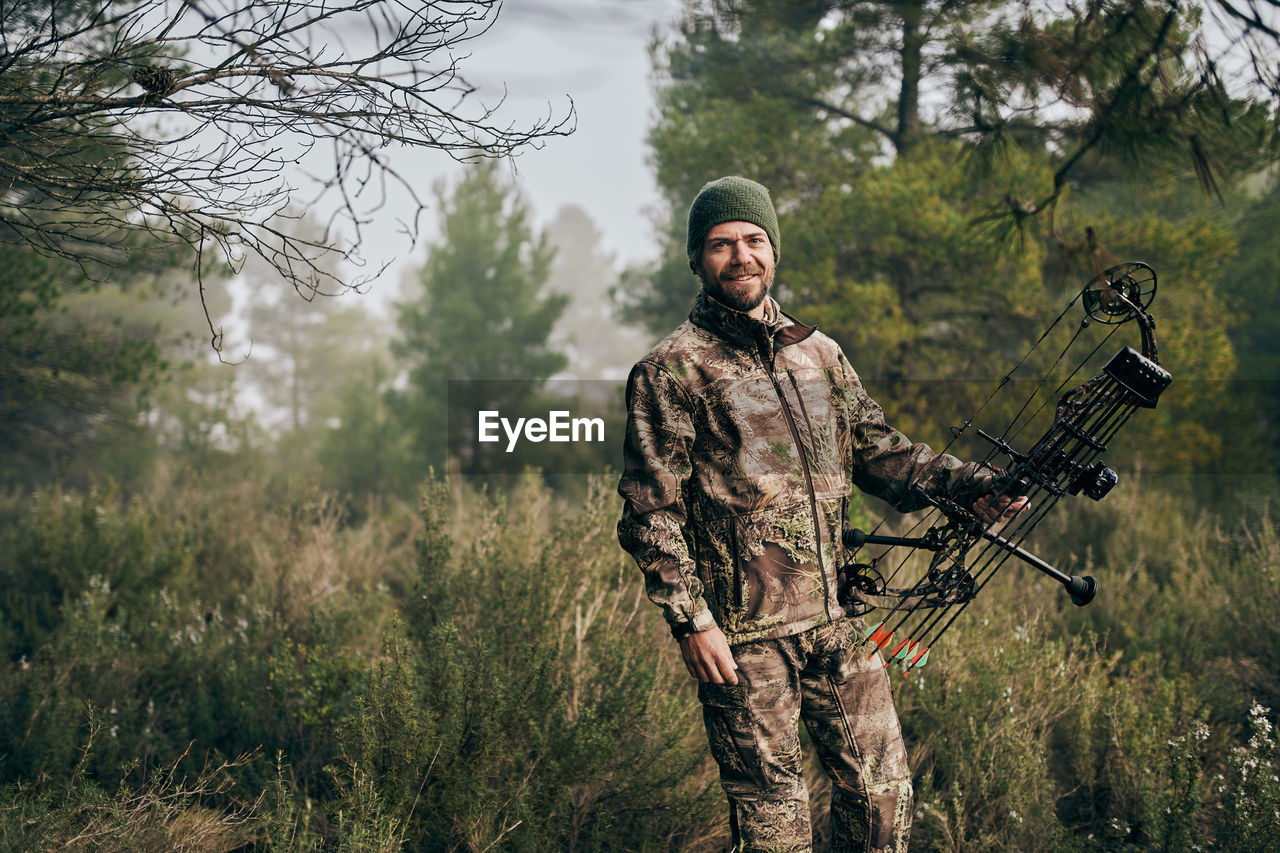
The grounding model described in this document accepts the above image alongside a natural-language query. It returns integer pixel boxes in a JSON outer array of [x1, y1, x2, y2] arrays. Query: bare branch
[[0, 0, 576, 332], [796, 93, 897, 146]]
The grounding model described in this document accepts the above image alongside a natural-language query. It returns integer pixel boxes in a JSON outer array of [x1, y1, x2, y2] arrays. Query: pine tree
[[629, 0, 1265, 457], [393, 162, 568, 476], [545, 204, 651, 380]]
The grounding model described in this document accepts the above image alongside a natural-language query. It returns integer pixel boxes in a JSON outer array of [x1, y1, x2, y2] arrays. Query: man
[[616, 176, 1023, 852]]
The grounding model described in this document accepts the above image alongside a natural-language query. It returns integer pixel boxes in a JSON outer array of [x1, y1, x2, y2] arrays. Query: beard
[[697, 261, 775, 314]]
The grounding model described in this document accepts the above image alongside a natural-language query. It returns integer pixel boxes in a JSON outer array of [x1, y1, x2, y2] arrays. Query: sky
[[225, 0, 1280, 334], [348, 0, 685, 308], [219, 0, 684, 407]]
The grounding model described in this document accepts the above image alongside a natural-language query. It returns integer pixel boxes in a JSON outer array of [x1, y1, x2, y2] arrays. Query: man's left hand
[[972, 492, 1030, 524]]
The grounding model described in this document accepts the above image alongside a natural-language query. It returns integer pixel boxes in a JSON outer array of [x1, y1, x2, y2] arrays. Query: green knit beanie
[[686, 176, 780, 262]]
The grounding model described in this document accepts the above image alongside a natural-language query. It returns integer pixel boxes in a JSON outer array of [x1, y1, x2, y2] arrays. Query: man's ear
[[689, 257, 698, 275]]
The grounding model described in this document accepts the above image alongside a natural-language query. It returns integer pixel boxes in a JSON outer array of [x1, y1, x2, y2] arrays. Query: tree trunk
[[897, 0, 925, 156]]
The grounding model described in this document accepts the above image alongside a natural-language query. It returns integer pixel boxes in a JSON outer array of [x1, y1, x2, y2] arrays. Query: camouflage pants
[[698, 618, 912, 853]]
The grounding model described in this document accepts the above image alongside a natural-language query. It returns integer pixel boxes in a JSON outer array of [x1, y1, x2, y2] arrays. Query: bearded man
[[617, 176, 1023, 852]]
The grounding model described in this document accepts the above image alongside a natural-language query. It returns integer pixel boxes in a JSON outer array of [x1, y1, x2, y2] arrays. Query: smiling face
[[693, 220, 776, 319]]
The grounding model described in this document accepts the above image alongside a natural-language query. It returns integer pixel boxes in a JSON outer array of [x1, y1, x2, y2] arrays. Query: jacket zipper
[[760, 348, 833, 623], [727, 518, 744, 609]]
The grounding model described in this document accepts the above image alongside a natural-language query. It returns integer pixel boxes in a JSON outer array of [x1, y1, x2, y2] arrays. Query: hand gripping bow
[[840, 262, 1172, 672]]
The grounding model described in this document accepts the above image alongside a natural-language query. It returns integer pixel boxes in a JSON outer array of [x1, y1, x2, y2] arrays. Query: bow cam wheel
[[1082, 262, 1157, 324]]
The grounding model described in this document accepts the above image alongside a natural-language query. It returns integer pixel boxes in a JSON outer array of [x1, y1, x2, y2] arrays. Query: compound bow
[[840, 262, 1172, 672]]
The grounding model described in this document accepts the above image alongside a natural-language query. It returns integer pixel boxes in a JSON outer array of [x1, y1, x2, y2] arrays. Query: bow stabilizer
[[840, 262, 1172, 673]]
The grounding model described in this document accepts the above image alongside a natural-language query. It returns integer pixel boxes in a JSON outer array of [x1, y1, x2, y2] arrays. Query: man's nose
[[730, 240, 750, 263]]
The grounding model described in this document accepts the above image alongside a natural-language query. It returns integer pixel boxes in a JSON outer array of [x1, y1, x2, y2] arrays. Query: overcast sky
[[351, 0, 684, 306]]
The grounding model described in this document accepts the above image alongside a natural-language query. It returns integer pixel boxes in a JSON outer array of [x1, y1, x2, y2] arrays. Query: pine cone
[[133, 65, 177, 97]]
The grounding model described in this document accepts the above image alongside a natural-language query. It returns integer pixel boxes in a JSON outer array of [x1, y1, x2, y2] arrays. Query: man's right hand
[[678, 625, 739, 684]]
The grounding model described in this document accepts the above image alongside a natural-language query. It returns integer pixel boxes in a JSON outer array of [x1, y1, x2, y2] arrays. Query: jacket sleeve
[[616, 361, 719, 638], [838, 352, 989, 512]]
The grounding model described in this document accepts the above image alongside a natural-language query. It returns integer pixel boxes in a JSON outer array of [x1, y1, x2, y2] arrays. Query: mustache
[[721, 263, 765, 278]]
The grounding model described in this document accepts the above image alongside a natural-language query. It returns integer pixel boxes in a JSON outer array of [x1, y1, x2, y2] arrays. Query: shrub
[[3, 468, 1278, 851]]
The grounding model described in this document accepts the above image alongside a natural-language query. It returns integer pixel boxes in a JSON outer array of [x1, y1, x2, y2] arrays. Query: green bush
[[3, 469, 1279, 851], [1214, 702, 1280, 852], [361, 473, 720, 851], [0, 473, 723, 850]]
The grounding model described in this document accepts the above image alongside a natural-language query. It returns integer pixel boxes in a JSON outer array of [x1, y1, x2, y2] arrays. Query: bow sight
[[840, 262, 1172, 673]]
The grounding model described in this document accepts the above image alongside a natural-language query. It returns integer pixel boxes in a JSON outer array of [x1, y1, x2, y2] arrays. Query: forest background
[[3, 1, 1280, 851]]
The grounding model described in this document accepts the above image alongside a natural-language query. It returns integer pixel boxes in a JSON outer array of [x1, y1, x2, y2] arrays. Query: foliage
[[1214, 702, 1280, 852], [0, 462, 1277, 850], [0, 232, 201, 489], [0, 739, 258, 853], [0, 0, 573, 327], [393, 161, 569, 477], [1216, 174, 1280, 474], [235, 239, 419, 509], [0, 479, 387, 790], [5, 2, 1280, 849], [0, 472, 724, 851], [545, 204, 651, 381], [889, 473, 1280, 852], [632, 0, 1271, 478], [313, 352, 418, 512], [239, 227, 386, 436], [384, 473, 720, 850]]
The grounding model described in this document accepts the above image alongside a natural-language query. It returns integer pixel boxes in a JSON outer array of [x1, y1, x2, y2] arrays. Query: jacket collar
[[690, 288, 818, 351]]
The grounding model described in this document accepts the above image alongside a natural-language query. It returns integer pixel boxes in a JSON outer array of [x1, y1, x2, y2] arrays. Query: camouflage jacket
[[617, 290, 984, 647]]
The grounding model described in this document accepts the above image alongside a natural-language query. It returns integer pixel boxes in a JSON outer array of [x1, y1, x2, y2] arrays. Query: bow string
[[840, 262, 1172, 672]]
